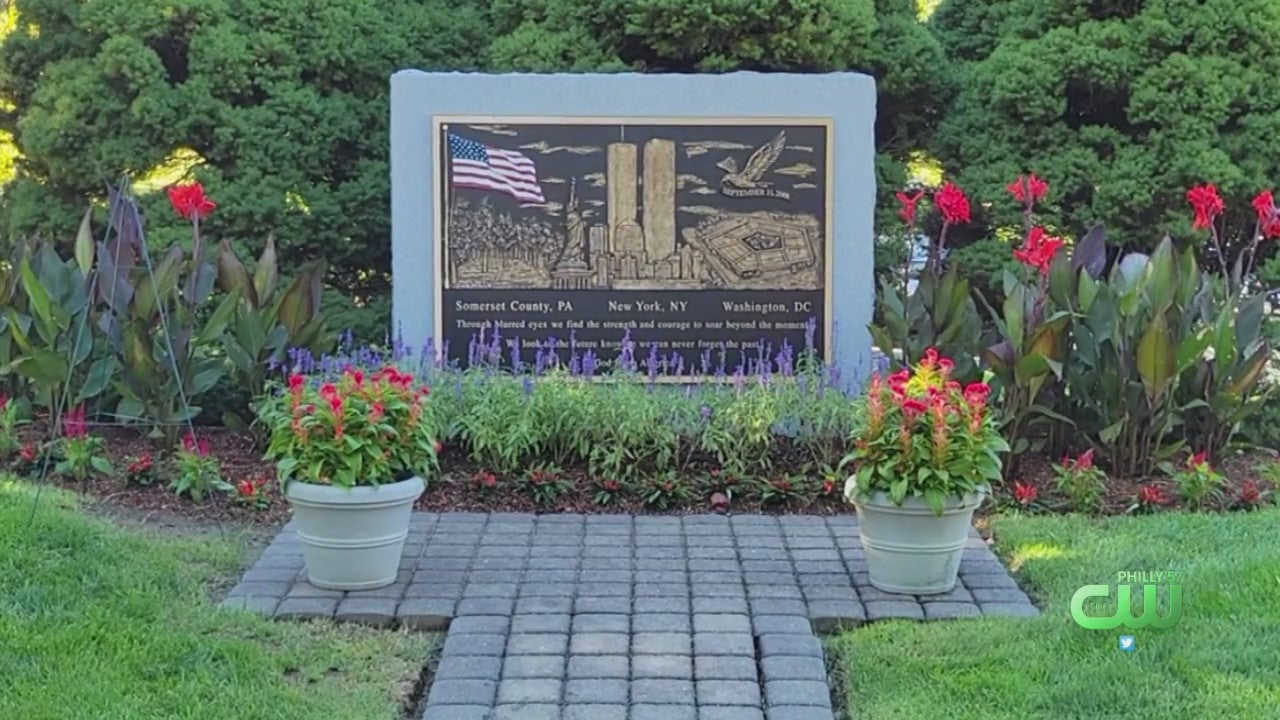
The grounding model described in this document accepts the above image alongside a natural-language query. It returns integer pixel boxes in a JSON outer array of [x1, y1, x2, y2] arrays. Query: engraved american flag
[[448, 133, 545, 204]]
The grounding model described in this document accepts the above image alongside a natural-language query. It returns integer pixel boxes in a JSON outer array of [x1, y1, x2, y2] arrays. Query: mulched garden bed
[[10, 422, 1277, 529]]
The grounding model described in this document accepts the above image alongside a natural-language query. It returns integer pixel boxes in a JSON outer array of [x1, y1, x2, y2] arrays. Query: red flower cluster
[[126, 454, 153, 475], [1237, 479, 1263, 506], [1252, 190, 1280, 239], [1060, 449, 1096, 472], [1186, 184, 1224, 230], [62, 405, 88, 439], [19, 442, 37, 463], [934, 182, 971, 224], [1007, 174, 1049, 205], [1013, 227, 1065, 276], [167, 182, 216, 221], [472, 470, 498, 490], [600, 479, 620, 492], [1013, 481, 1038, 506], [822, 478, 837, 495], [235, 475, 269, 499], [1188, 451, 1210, 470], [1138, 483, 1167, 507], [896, 190, 925, 225], [182, 431, 211, 456]]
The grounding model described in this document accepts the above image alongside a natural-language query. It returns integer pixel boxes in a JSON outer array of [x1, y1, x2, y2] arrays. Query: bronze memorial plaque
[[435, 117, 832, 373]]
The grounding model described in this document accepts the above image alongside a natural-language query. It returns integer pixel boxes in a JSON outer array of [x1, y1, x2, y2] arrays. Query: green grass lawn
[[0, 479, 438, 720], [832, 509, 1280, 719]]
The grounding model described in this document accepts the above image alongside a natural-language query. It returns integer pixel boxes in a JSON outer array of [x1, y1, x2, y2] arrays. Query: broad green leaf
[[1014, 352, 1051, 386], [195, 289, 240, 345], [216, 239, 257, 308], [1175, 331, 1212, 373], [6, 310, 33, 353], [1136, 314, 1176, 403], [78, 356, 119, 402], [1236, 292, 1266, 354], [11, 349, 69, 385], [1226, 347, 1270, 395], [135, 246, 183, 321], [74, 208, 94, 277], [1145, 236, 1176, 312], [19, 257, 59, 341], [1003, 284, 1026, 352], [254, 234, 279, 307], [1047, 253, 1073, 307], [924, 488, 945, 515], [1077, 270, 1100, 313]]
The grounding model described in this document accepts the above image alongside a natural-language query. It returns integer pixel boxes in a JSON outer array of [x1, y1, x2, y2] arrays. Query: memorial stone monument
[[390, 71, 876, 380]]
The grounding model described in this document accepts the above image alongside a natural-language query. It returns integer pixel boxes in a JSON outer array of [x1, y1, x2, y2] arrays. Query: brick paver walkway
[[224, 512, 1038, 719]]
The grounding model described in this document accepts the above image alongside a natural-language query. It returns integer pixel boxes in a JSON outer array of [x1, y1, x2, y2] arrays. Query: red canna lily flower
[[1013, 227, 1065, 276], [1007, 174, 1049, 205], [934, 182, 971, 224], [896, 190, 925, 226], [1252, 190, 1280, 239], [1186, 184, 1224, 230], [1013, 481, 1038, 506], [167, 182, 216, 221]]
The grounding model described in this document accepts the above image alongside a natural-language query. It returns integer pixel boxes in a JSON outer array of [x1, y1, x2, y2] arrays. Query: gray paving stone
[[283, 581, 342, 599], [404, 582, 462, 599], [693, 596, 749, 614], [443, 632, 507, 656], [274, 597, 337, 620], [228, 580, 292, 598], [807, 601, 866, 633], [632, 632, 692, 655], [636, 597, 690, 614], [567, 655, 628, 679], [631, 679, 695, 704], [491, 703, 560, 719], [758, 634, 824, 659], [565, 678, 629, 703], [694, 632, 755, 656], [767, 707, 836, 720], [970, 587, 1031, 604], [507, 633, 569, 656], [576, 596, 632, 614], [924, 602, 982, 619], [456, 597, 516, 616], [693, 613, 753, 634], [760, 655, 827, 682], [573, 613, 630, 633], [421, 704, 491, 720], [436, 654, 502, 681], [632, 654, 693, 679], [752, 614, 814, 636], [979, 602, 1040, 617], [864, 600, 925, 621], [334, 597, 398, 627], [765, 680, 832, 707], [563, 704, 627, 720], [396, 598, 454, 631], [633, 613, 691, 632], [694, 654, 758, 681], [503, 655, 565, 679], [698, 679, 763, 706], [497, 678, 562, 704], [512, 614, 572, 634], [570, 632, 630, 655], [916, 586, 974, 603], [520, 596, 575, 614], [703, 707, 765, 720], [749, 598, 807, 616], [426, 678, 498, 706]]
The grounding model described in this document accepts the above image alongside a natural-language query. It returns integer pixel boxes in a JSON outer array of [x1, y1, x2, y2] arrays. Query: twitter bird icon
[[1119, 635, 1135, 652]]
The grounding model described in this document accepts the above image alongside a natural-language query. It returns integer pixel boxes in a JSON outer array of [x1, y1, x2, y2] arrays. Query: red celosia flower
[[1013, 481, 1038, 506], [1073, 449, 1095, 472], [934, 182, 971, 224], [0, 394, 8, 411], [963, 382, 990, 406], [1007, 174, 1049, 205], [1013, 227, 1065, 276], [167, 183, 216, 221], [236, 479, 256, 497], [1138, 483, 1167, 506], [902, 398, 928, 419], [938, 357, 954, 376], [351, 369, 364, 386], [896, 190, 925, 225], [288, 374, 304, 390], [822, 479, 836, 495], [62, 405, 88, 439], [1188, 451, 1209, 469], [19, 442, 37, 463], [319, 383, 338, 398], [921, 347, 940, 368], [369, 402, 384, 422], [182, 432, 211, 456], [1186, 184, 1224, 230], [328, 395, 343, 413], [603, 479, 620, 492]]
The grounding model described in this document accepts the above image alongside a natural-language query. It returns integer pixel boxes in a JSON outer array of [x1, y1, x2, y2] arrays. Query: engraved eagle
[[716, 131, 786, 189]]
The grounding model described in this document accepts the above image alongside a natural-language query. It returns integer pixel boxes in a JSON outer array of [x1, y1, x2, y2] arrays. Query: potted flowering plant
[[843, 349, 1008, 594], [257, 365, 436, 590]]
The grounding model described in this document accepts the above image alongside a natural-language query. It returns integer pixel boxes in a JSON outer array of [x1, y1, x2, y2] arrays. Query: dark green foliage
[[932, 0, 1280, 259], [948, 237, 1018, 307]]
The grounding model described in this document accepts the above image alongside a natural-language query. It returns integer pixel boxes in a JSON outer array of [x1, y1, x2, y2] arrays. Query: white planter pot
[[852, 487, 986, 595], [285, 475, 425, 591]]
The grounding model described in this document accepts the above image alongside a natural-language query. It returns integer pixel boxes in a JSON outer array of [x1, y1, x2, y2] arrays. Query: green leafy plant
[[1231, 479, 1271, 511], [1129, 483, 1170, 515], [592, 478, 622, 506], [171, 432, 231, 502], [0, 394, 26, 458], [843, 349, 1008, 514], [757, 473, 809, 506], [258, 365, 437, 488], [95, 185, 237, 444], [519, 464, 571, 505], [54, 406, 111, 481], [1170, 452, 1224, 510], [641, 471, 692, 510], [1052, 449, 1107, 513], [214, 235, 327, 429]]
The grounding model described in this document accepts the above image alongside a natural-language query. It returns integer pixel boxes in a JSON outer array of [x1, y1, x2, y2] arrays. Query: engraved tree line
[[448, 199, 565, 285]]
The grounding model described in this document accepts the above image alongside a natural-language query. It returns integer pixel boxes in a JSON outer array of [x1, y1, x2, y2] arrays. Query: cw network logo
[[1070, 571, 1184, 631]]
